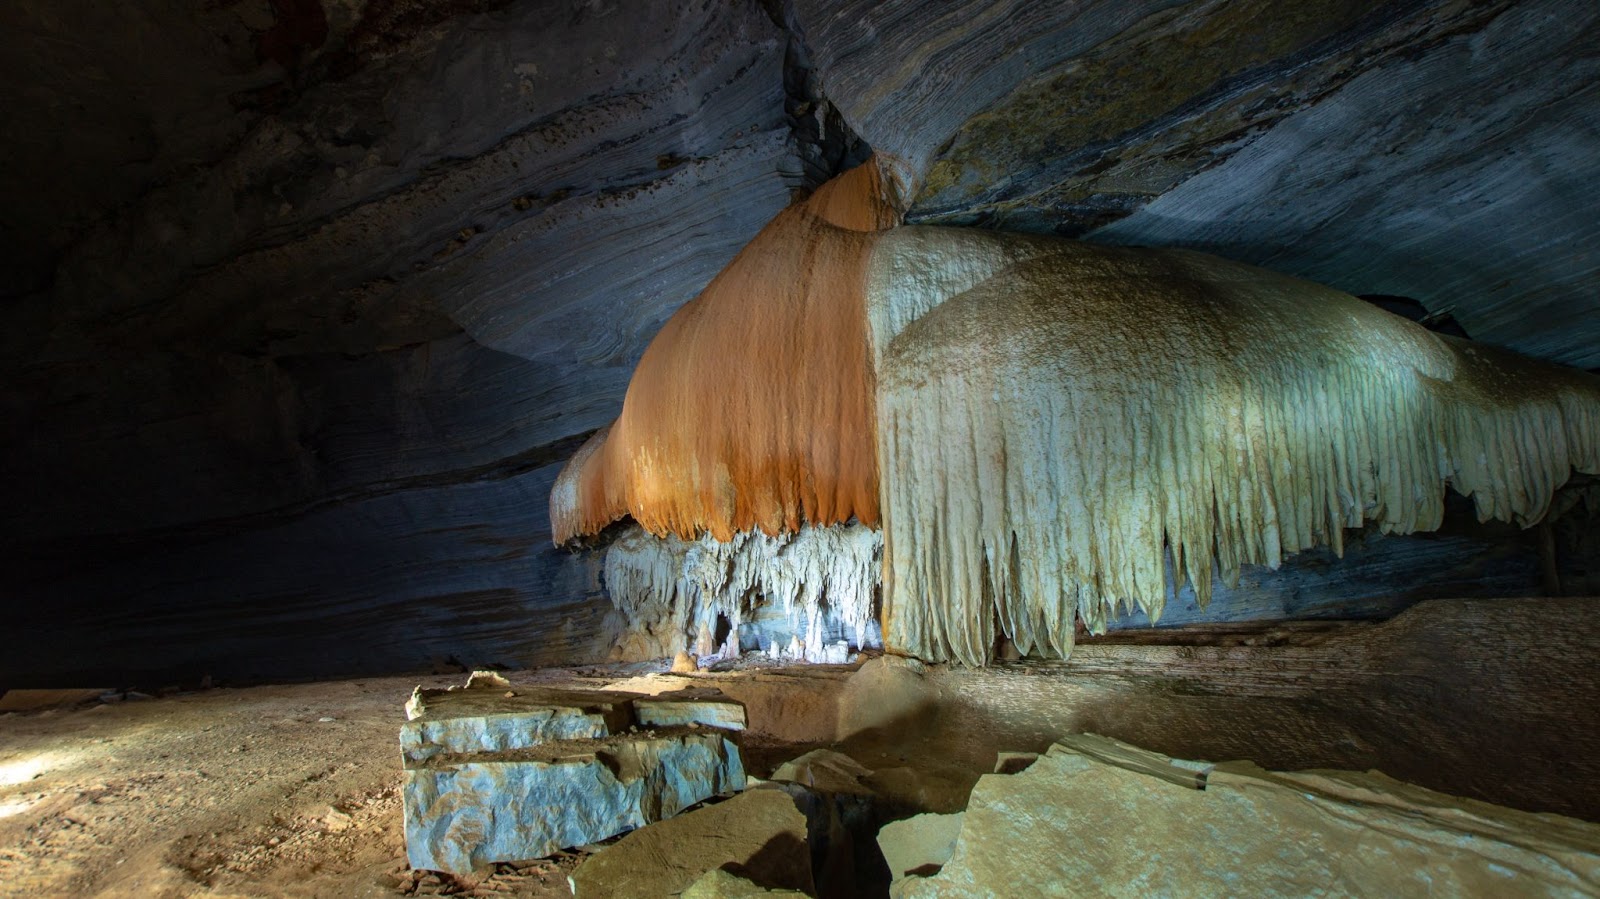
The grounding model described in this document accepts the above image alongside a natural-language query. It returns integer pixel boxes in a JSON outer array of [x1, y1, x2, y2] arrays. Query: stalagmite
[[555, 158, 1600, 667]]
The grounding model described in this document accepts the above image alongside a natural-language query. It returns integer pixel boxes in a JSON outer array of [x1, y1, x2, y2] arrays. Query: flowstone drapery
[[555, 157, 1600, 666]]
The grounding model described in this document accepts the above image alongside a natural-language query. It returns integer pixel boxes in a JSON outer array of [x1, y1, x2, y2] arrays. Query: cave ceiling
[[2, 0, 1596, 683]]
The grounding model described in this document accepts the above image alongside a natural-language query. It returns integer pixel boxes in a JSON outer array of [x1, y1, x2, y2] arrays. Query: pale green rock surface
[[877, 812, 964, 883], [898, 737, 1600, 898], [404, 728, 744, 874]]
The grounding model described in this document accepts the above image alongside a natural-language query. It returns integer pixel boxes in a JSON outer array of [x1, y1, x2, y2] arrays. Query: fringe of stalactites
[[867, 226, 1600, 666], [602, 520, 883, 663]]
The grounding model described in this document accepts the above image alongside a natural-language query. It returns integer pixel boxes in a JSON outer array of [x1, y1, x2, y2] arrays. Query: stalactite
[[554, 159, 1600, 667], [866, 228, 1600, 665], [601, 521, 883, 663]]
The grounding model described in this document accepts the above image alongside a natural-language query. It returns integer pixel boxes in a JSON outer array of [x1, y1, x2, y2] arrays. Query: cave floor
[[1, 597, 1596, 898]]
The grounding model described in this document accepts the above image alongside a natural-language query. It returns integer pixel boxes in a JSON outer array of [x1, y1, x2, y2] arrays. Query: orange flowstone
[[551, 158, 901, 544]]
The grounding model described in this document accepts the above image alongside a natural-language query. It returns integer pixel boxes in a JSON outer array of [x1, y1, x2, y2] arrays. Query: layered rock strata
[[893, 734, 1600, 897], [402, 679, 746, 873]]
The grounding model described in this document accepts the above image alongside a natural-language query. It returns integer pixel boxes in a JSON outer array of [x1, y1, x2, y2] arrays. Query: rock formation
[[556, 157, 1600, 665], [891, 735, 1600, 897], [6, 0, 1600, 683]]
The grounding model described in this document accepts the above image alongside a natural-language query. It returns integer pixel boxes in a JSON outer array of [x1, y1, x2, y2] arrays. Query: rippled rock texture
[[2, 0, 798, 684], [4, 0, 1598, 682], [798, 0, 1600, 367]]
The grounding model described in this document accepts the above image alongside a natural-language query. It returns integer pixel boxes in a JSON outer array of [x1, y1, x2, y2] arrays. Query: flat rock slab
[[401, 681, 745, 763], [635, 688, 747, 731], [570, 787, 813, 899], [405, 728, 744, 874], [878, 812, 964, 883], [401, 686, 634, 763], [769, 748, 875, 795], [898, 736, 1600, 897]]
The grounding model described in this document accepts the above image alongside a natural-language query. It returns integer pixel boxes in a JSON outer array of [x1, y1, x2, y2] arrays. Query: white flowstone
[[603, 520, 883, 663]]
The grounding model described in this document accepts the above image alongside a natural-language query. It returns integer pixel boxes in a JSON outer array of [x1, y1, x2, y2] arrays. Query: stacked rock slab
[[893, 734, 1600, 897], [402, 678, 747, 874]]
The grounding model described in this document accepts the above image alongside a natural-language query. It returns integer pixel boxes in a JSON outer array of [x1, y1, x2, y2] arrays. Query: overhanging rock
[[402, 679, 746, 873]]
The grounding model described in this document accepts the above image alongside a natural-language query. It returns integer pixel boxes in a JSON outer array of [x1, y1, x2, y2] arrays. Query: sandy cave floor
[[0, 666, 833, 899], [4, 599, 1599, 898]]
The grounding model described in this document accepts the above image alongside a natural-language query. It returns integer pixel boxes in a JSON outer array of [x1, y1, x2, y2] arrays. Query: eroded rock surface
[[895, 735, 1600, 897], [401, 679, 748, 873], [569, 787, 815, 899]]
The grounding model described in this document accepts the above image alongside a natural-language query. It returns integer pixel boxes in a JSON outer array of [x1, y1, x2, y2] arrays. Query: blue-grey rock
[[634, 693, 748, 732], [400, 686, 634, 764], [797, 0, 1600, 368], [404, 728, 745, 874]]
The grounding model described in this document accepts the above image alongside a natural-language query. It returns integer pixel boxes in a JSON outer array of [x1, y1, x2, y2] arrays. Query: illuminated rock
[[895, 735, 1600, 897], [405, 728, 743, 874], [402, 683, 748, 873], [877, 812, 964, 886], [400, 685, 632, 764], [554, 158, 1600, 666], [569, 788, 814, 898]]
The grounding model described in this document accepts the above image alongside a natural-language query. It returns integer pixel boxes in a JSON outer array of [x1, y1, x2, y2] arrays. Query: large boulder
[[570, 787, 815, 899], [896, 734, 1600, 897], [403, 680, 747, 874]]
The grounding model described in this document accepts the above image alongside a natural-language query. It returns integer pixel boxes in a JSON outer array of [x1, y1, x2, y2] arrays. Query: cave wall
[[3, 0, 1597, 684]]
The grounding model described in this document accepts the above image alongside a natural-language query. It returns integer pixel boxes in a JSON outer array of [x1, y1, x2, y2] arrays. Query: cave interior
[[2, 0, 1599, 896]]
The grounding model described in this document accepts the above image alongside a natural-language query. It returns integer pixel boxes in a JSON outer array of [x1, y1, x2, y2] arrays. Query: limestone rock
[[634, 690, 747, 732], [877, 813, 964, 882], [897, 737, 1600, 897], [399, 686, 632, 764], [836, 656, 938, 741], [770, 749, 875, 796], [569, 787, 814, 899], [672, 652, 700, 674], [681, 869, 811, 898], [404, 728, 744, 874], [796, 0, 1600, 368], [402, 684, 751, 873], [0, 0, 796, 688]]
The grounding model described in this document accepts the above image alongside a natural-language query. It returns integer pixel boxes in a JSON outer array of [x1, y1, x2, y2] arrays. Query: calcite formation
[[555, 157, 1600, 666], [894, 735, 1600, 897], [402, 681, 746, 874], [603, 520, 882, 661]]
